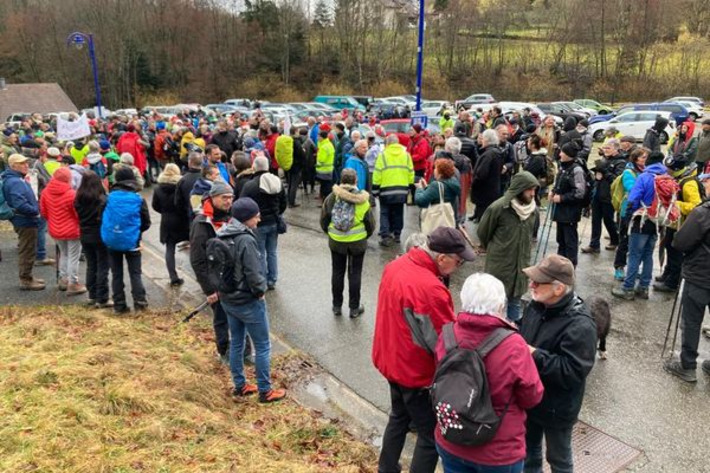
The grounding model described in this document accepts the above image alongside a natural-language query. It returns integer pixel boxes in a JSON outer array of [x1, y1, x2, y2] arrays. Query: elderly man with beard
[[477, 171, 539, 322]]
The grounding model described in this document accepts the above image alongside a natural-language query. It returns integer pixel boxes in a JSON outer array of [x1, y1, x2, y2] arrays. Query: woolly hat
[[99, 140, 111, 151], [560, 142, 579, 158], [53, 167, 71, 183], [231, 197, 260, 222], [209, 180, 233, 197], [114, 167, 135, 183]]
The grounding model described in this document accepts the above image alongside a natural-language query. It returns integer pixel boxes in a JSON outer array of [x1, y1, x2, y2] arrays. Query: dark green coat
[[477, 171, 539, 298]]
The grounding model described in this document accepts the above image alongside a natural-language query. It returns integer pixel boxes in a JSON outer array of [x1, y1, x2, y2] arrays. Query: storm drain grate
[[543, 422, 642, 473]]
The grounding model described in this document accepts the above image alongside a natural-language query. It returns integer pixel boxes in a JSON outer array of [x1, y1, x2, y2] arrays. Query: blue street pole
[[67, 32, 103, 119], [415, 0, 425, 112]]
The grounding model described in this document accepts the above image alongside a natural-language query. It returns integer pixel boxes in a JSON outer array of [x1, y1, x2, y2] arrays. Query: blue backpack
[[101, 190, 142, 251]]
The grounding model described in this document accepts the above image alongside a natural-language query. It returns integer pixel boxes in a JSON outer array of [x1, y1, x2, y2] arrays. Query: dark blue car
[[589, 102, 690, 127]]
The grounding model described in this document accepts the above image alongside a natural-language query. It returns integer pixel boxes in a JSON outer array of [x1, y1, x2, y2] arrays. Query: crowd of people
[[2, 103, 710, 471]]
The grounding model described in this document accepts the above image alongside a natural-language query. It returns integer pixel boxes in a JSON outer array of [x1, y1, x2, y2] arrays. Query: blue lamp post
[[415, 0, 425, 112], [66, 32, 104, 119]]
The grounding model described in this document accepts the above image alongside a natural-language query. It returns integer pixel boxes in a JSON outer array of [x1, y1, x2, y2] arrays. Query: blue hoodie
[[627, 162, 667, 214]]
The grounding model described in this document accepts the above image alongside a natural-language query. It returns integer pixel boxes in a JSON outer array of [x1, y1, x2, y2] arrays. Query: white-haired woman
[[434, 273, 543, 473], [470, 130, 502, 222]]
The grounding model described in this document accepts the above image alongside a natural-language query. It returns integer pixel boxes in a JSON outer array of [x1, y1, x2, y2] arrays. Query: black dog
[[588, 296, 611, 360]]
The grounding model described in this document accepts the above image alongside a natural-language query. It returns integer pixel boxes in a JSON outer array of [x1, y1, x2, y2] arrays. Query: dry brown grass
[[0, 306, 377, 473]]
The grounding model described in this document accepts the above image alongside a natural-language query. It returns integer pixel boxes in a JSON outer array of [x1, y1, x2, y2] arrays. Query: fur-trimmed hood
[[332, 184, 369, 204]]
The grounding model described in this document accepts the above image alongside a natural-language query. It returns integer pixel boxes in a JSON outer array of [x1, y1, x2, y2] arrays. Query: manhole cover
[[543, 422, 642, 473]]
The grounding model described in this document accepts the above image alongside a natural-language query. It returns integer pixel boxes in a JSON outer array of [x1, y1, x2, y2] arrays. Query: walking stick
[[182, 300, 210, 323], [662, 278, 684, 358], [533, 203, 555, 265], [55, 243, 60, 284]]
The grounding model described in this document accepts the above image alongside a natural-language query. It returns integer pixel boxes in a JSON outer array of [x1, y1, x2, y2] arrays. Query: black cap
[[427, 227, 476, 262]]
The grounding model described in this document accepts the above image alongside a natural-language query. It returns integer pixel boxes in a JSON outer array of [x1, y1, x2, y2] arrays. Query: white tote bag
[[420, 181, 456, 235]]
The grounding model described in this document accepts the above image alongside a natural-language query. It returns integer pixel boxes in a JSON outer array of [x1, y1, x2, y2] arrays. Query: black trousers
[[613, 215, 631, 269], [287, 169, 302, 205], [84, 240, 110, 303], [212, 301, 231, 356], [165, 241, 179, 283], [330, 249, 365, 309], [319, 178, 333, 200], [378, 382, 438, 473], [108, 250, 146, 309], [524, 419, 574, 473], [680, 281, 710, 369], [589, 198, 618, 248], [556, 222, 579, 267], [661, 228, 683, 289]]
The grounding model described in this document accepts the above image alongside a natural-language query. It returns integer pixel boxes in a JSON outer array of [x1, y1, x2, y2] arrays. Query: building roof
[[0, 83, 78, 122]]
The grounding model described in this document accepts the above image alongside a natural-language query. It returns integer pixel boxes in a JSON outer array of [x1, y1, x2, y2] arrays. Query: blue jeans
[[256, 223, 279, 285], [623, 232, 657, 290], [222, 298, 272, 393], [437, 444, 524, 473], [506, 297, 522, 323], [36, 217, 47, 260], [524, 419, 573, 473]]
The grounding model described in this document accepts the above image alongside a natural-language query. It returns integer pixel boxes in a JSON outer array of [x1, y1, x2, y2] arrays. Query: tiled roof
[[0, 83, 78, 122]]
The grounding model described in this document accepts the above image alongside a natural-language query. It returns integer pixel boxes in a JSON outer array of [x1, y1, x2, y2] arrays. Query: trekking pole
[[55, 243, 60, 284], [662, 278, 684, 358], [536, 203, 556, 264], [182, 300, 210, 323], [533, 204, 552, 264], [669, 279, 685, 357]]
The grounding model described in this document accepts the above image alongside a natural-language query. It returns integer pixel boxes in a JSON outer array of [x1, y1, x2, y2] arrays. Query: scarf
[[510, 197, 536, 221]]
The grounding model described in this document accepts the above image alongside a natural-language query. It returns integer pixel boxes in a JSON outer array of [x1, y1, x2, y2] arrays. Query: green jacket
[[414, 177, 461, 221], [477, 171, 539, 298]]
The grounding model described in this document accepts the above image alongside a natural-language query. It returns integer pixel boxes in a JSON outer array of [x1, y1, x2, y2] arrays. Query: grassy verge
[[0, 305, 377, 472]]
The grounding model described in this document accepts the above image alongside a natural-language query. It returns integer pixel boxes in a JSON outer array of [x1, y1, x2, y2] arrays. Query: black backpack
[[431, 324, 514, 446], [206, 235, 237, 294]]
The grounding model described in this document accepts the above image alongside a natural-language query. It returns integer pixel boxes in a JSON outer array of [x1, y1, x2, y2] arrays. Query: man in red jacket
[[372, 226, 475, 473], [408, 124, 432, 204]]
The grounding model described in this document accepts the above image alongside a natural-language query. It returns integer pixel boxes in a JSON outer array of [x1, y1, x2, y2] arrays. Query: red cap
[[319, 123, 332, 133]]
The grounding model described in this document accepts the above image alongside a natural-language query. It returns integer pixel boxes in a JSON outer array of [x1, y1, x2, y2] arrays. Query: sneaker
[[332, 306, 343, 316], [653, 282, 678, 293], [702, 360, 710, 376], [233, 384, 258, 397], [35, 258, 56, 266], [611, 286, 635, 300], [170, 278, 185, 287], [267, 283, 276, 291], [95, 301, 114, 309], [58, 278, 68, 291], [605, 244, 618, 251], [663, 359, 697, 383], [20, 279, 46, 291], [394, 236, 401, 244], [635, 286, 649, 300], [614, 268, 625, 281], [134, 300, 149, 311], [84, 298, 97, 307], [349, 306, 365, 319], [581, 246, 600, 254], [66, 283, 88, 296], [259, 389, 286, 403]]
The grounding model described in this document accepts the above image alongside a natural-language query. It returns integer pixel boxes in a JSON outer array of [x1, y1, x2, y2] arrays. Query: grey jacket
[[215, 218, 267, 305]]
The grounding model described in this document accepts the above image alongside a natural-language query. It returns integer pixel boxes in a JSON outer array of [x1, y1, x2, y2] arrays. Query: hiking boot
[[233, 384, 258, 397], [267, 283, 276, 291], [58, 278, 68, 291], [635, 286, 649, 300], [653, 282, 677, 293], [611, 286, 635, 300], [581, 246, 600, 254], [169, 278, 185, 287], [259, 389, 286, 404], [66, 283, 88, 296], [379, 237, 395, 247], [95, 300, 114, 309], [655, 274, 667, 283], [614, 268, 625, 281], [605, 244, 618, 251], [349, 306, 365, 319], [20, 278, 46, 291], [35, 257, 56, 266], [702, 360, 710, 377], [113, 305, 130, 315], [394, 235, 401, 244], [332, 306, 343, 316], [134, 300, 149, 312], [84, 298, 97, 307], [664, 359, 697, 383]]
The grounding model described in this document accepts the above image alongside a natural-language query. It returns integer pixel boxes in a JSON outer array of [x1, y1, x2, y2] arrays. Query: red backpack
[[635, 174, 680, 227]]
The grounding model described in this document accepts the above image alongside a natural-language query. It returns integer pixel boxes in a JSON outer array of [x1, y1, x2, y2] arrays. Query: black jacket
[[174, 168, 202, 219], [152, 182, 190, 244], [592, 155, 626, 203], [471, 145, 502, 208], [74, 194, 106, 245], [552, 160, 586, 223], [211, 130, 241, 158], [520, 292, 597, 428], [239, 170, 287, 227], [642, 116, 669, 153], [189, 205, 230, 296], [291, 136, 306, 172], [457, 135, 478, 169], [216, 218, 267, 305], [673, 200, 710, 289]]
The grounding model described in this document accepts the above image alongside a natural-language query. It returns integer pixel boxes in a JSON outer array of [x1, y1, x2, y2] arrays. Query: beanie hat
[[412, 123, 423, 133], [99, 140, 111, 151], [53, 167, 71, 183], [561, 142, 579, 158], [647, 151, 665, 165], [114, 167, 135, 183], [231, 197, 260, 222], [209, 180, 233, 197]]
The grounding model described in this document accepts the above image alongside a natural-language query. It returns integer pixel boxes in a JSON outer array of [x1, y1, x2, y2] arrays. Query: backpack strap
[[476, 328, 515, 359], [442, 323, 458, 353]]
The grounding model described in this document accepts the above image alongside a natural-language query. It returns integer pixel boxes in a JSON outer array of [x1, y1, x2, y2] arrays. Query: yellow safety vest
[[373, 144, 414, 199], [328, 199, 370, 242], [316, 138, 335, 180]]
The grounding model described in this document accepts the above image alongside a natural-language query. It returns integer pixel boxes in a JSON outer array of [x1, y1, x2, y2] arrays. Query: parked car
[[353, 96, 374, 108], [380, 96, 412, 107], [495, 102, 563, 126], [204, 104, 239, 115], [224, 98, 253, 108], [536, 103, 587, 122], [666, 96, 705, 108], [420, 100, 451, 116], [313, 95, 365, 111], [305, 102, 339, 113], [673, 100, 704, 121], [573, 99, 613, 115], [112, 108, 139, 117], [455, 93, 496, 110], [380, 118, 440, 135], [588, 111, 674, 143], [591, 102, 690, 127], [553, 101, 596, 117]]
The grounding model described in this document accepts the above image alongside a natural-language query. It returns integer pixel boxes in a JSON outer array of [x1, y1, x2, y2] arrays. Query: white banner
[[57, 113, 91, 141]]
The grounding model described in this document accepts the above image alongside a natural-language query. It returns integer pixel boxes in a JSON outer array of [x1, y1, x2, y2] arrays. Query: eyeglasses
[[446, 254, 465, 267], [529, 281, 553, 288]]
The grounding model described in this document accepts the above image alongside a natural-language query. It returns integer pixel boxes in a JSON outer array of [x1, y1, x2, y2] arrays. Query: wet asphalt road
[[2, 183, 710, 471]]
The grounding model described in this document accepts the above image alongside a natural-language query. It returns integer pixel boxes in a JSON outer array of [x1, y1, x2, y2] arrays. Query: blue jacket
[[620, 162, 642, 218], [309, 125, 320, 145], [1, 169, 39, 228], [343, 154, 368, 191], [627, 162, 667, 214]]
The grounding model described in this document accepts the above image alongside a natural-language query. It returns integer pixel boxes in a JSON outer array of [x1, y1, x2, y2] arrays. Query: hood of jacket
[[653, 116, 669, 133], [258, 171, 282, 195], [216, 217, 253, 239], [112, 180, 139, 192], [679, 121, 696, 143], [385, 143, 408, 161], [645, 162, 668, 176], [504, 171, 539, 201], [563, 117, 577, 132], [332, 184, 369, 204], [44, 175, 72, 198], [86, 152, 103, 165], [193, 177, 213, 195]]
